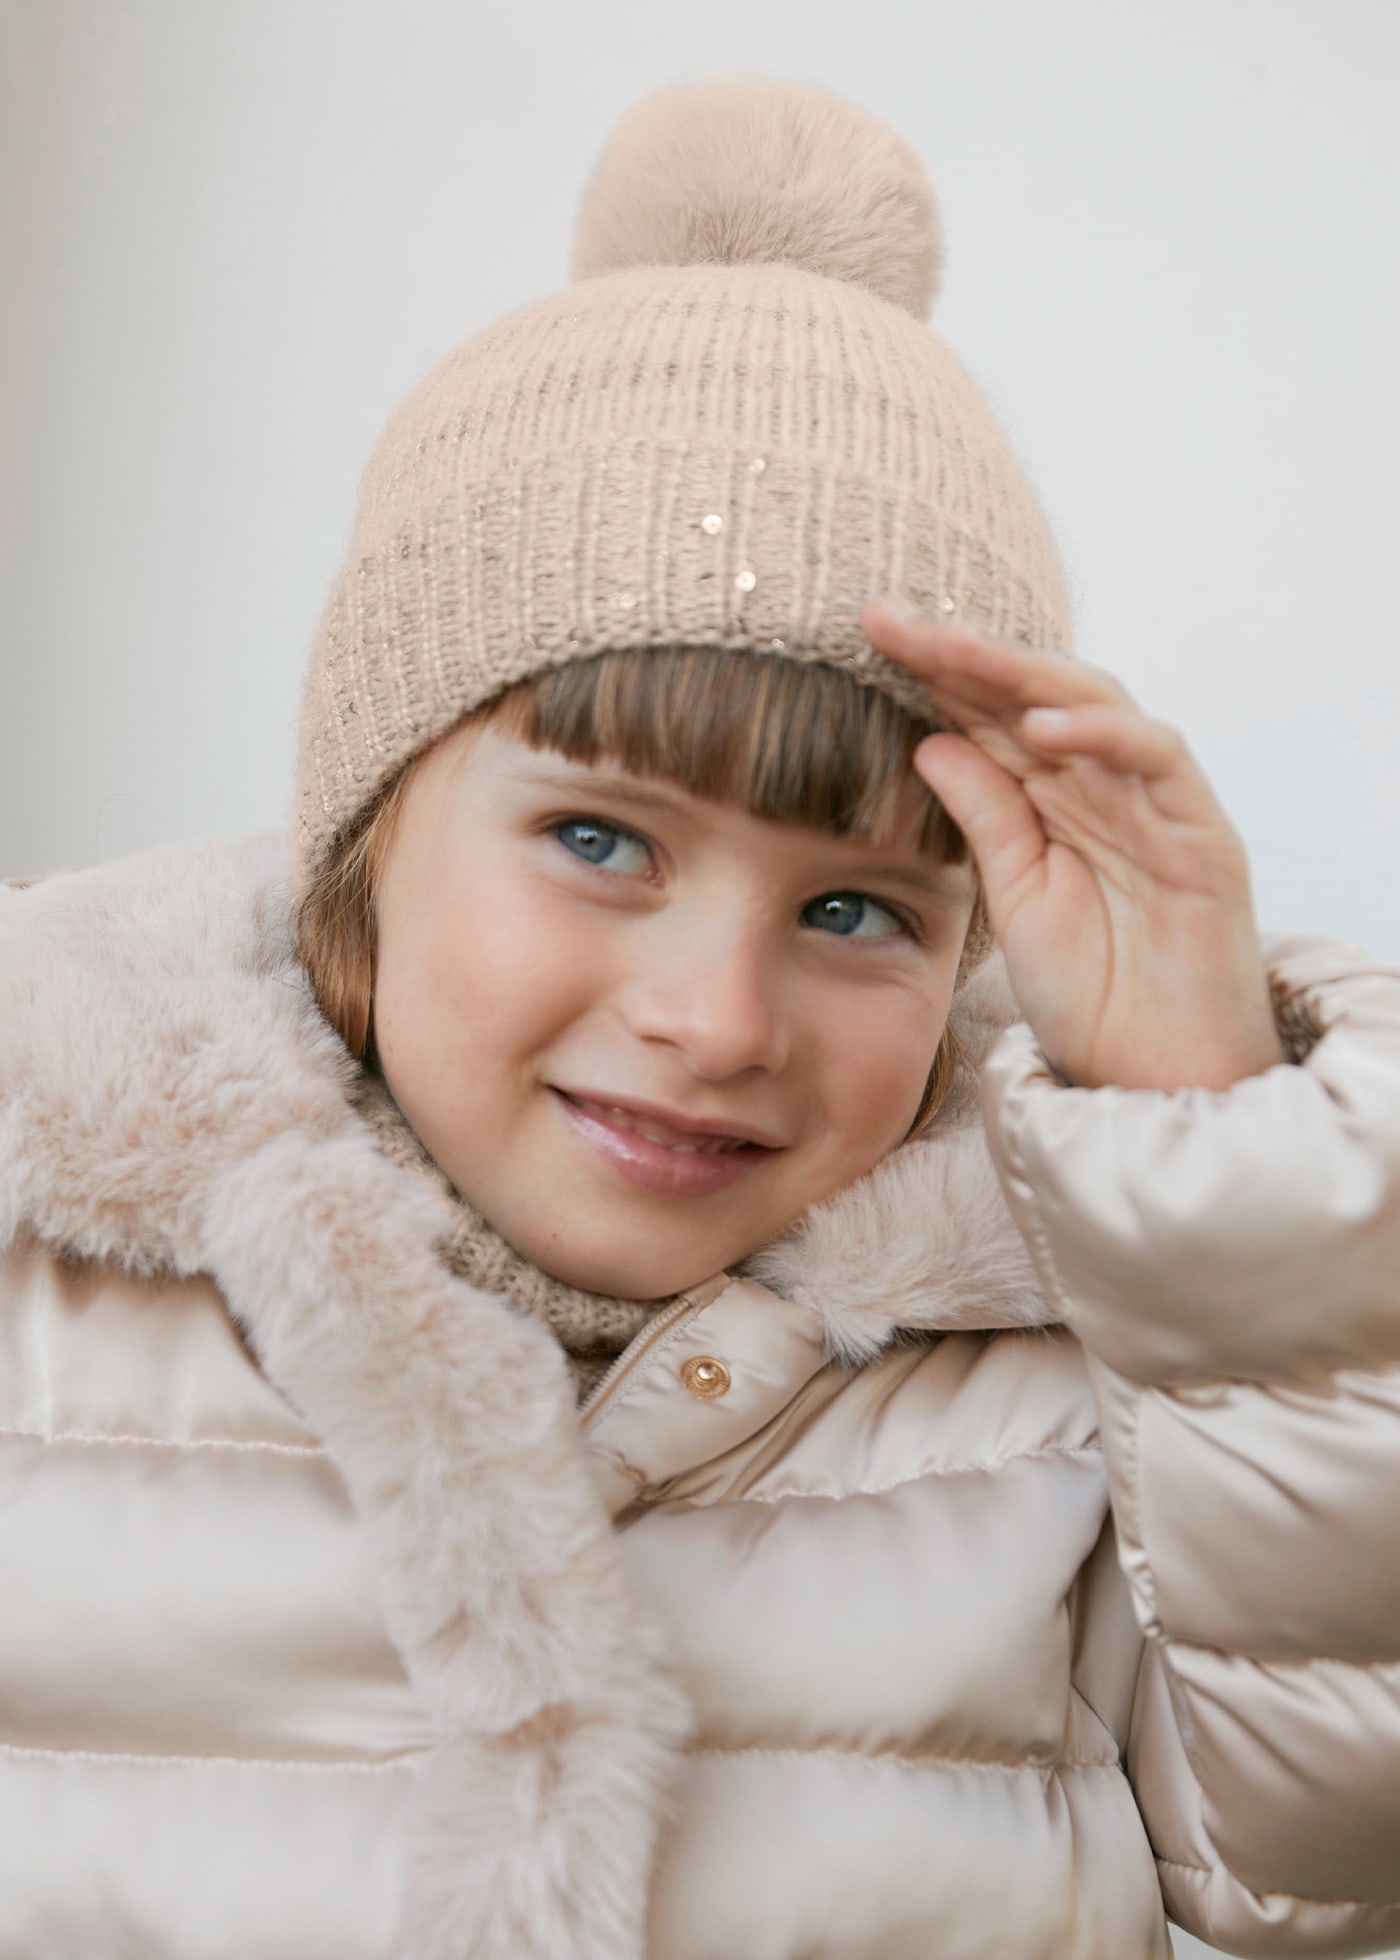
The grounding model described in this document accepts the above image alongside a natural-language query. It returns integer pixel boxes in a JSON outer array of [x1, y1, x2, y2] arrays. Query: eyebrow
[[861, 860, 972, 904], [521, 765, 972, 905]]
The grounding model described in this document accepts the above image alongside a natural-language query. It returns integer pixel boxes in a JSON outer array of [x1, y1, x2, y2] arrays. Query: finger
[[1017, 702, 1232, 830], [860, 599, 1126, 718], [912, 730, 1047, 904], [1019, 704, 1186, 776]]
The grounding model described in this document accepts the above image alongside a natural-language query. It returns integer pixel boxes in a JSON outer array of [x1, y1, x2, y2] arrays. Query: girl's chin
[[530, 1245, 721, 1301], [505, 1214, 747, 1302]]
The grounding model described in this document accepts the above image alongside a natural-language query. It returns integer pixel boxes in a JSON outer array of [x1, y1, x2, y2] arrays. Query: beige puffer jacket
[[2, 832, 1399, 1960]]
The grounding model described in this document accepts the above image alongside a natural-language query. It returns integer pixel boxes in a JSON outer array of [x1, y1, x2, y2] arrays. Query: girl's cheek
[[835, 991, 946, 1148], [465, 887, 612, 1029]]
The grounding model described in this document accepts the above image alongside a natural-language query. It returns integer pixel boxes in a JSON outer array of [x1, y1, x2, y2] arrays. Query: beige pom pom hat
[[290, 74, 1075, 906]]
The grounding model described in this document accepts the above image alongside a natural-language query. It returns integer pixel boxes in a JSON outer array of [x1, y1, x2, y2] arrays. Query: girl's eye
[[801, 892, 907, 940], [554, 817, 652, 876]]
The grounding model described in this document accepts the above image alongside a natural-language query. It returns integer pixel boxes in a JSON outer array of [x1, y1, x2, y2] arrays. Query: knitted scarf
[[349, 1067, 677, 1403]]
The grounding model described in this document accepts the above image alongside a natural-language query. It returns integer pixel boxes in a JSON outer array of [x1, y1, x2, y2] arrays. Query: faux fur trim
[[744, 1126, 1053, 1368], [0, 830, 1045, 1950], [0, 834, 692, 1957]]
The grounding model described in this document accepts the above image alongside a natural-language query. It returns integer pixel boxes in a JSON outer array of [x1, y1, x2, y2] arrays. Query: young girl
[[2, 75, 1398, 1960]]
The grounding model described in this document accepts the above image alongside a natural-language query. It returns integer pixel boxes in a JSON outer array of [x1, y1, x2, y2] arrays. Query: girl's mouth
[[549, 1089, 776, 1199]]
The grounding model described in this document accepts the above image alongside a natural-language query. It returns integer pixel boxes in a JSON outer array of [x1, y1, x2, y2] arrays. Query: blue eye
[[802, 892, 906, 940], [555, 818, 651, 875]]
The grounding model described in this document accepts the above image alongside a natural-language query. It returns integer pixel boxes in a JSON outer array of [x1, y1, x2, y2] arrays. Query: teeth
[[598, 1103, 746, 1154]]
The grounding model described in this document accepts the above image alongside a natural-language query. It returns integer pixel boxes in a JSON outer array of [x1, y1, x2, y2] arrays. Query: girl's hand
[[859, 597, 1288, 1093]]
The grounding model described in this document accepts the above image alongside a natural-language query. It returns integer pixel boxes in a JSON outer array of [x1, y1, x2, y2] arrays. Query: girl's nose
[[619, 922, 790, 1080]]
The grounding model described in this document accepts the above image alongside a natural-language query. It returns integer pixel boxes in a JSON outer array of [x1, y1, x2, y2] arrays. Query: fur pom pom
[[571, 76, 944, 318]]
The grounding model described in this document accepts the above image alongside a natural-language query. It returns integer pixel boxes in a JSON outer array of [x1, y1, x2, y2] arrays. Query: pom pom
[[571, 76, 944, 318]]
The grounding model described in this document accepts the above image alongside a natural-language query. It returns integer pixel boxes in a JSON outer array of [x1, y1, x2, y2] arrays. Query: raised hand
[[859, 597, 1287, 1093]]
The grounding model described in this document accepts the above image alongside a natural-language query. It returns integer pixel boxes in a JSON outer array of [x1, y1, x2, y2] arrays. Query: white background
[[2, 6, 1397, 1950], [3, 1, 1398, 976]]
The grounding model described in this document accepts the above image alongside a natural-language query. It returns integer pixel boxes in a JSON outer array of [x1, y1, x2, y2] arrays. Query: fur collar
[[0, 830, 1046, 1956]]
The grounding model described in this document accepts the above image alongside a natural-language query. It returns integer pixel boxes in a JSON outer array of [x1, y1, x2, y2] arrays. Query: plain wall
[[2, 0, 1397, 972], [2, 7, 1397, 1954]]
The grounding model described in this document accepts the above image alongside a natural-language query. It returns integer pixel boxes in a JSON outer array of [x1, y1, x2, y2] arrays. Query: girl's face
[[373, 721, 977, 1300]]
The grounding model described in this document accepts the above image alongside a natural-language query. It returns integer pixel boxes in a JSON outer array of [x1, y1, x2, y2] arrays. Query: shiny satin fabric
[[0, 1246, 426, 1956], [0, 1753, 411, 1958], [2, 1245, 1173, 1958], [3, 926, 1400, 1957], [981, 929, 1400, 1945]]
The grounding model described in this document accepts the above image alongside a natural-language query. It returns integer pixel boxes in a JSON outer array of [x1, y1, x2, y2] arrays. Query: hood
[[0, 829, 1047, 1955]]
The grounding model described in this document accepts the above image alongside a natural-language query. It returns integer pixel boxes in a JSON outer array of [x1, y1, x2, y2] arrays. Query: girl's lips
[[549, 1089, 775, 1199]]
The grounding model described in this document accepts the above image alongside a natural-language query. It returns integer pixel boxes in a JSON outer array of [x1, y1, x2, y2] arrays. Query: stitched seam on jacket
[[712, 1441, 1104, 1504], [582, 1304, 712, 1428], [991, 1075, 1078, 1326], [0, 1423, 324, 1457], [687, 1745, 1119, 1772], [1119, 1376, 1162, 1631], [0, 1740, 416, 1774], [1156, 1852, 1400, 1914], [1161, 1642, 1400, 1675], [1153, 1852, 1210, 1878]]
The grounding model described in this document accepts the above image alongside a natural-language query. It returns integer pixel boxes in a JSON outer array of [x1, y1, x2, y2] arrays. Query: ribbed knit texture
[[290, 77, 1076, 906], [349, 1067, 670, 1404]]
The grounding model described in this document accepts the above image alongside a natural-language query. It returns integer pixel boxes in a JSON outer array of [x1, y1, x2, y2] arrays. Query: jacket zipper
[[578, 1292, 708, 1432]]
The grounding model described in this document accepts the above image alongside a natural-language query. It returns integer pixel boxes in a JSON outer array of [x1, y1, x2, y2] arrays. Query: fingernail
[[876, 594, 921, 623]]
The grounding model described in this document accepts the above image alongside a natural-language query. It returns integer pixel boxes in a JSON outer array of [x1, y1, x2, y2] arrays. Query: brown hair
[[296, 648, 986, 1139]]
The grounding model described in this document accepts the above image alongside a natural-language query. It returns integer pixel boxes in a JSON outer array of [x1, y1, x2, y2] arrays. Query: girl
[[3, 75, 1399, 1960]]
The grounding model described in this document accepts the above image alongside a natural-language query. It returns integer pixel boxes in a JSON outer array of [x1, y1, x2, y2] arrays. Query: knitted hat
[[290, 75, 1074, 907]]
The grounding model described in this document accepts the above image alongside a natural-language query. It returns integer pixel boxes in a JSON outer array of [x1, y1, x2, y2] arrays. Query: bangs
[[484, 647, 969, 863]]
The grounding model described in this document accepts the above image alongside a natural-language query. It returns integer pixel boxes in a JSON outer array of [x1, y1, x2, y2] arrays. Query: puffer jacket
[[2, 830, 1399, 1960]]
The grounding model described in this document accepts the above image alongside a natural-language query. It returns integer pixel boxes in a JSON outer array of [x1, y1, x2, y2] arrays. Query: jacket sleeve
[[979, 931, 1400, 1958]]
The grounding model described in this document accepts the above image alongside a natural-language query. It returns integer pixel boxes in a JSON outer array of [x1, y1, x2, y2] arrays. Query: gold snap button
[[681, 1355, 731, 1400]]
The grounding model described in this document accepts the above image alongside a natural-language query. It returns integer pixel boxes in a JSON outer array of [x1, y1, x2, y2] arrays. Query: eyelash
[[548, 815, 921, 944]]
